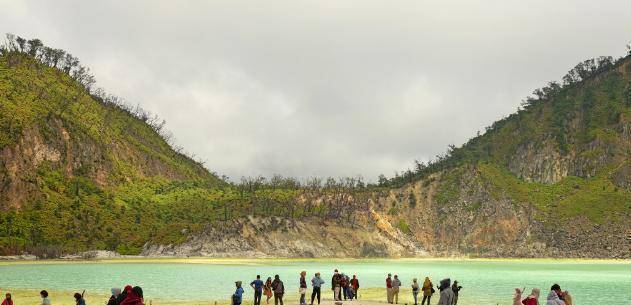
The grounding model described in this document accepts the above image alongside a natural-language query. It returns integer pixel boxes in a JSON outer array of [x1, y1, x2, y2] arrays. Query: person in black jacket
[[451, 281, 462, 305], [108, 288, 121, 305]]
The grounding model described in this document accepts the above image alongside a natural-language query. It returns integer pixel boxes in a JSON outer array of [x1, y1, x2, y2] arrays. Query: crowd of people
[[238, 269, 360, 305], [233, 270, 463, 305], [0, 274, 572, 305], [514, 284, 573, 305], [385, 274, 461, 305], [0, 285, 146, 305]]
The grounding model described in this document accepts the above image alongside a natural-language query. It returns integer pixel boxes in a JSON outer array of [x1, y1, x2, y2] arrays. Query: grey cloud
[[1, 0, 629, 181]]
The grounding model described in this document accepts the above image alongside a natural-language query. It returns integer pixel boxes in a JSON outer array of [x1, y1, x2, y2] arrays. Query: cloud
[[1, 0, 629, 181]]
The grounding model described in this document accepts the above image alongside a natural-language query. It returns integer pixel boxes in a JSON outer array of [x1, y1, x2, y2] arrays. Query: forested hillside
[[0, 35, 629, 258], [0, 36, 360, 256]]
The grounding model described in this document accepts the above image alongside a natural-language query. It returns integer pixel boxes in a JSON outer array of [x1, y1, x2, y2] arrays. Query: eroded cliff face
[[144, 163, 629, 259], [142, 215, 426, 258], [0, 116, 204, 210]]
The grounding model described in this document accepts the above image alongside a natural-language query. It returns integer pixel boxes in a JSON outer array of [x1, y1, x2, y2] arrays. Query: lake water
[[0, 259, 629, 305]]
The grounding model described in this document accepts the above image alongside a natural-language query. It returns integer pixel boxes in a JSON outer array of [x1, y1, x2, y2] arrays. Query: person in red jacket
[[120, 286, 145, 305], [1, 293, 13, 305], [350, 275, 359, 300], [521, 288, 540, 305]]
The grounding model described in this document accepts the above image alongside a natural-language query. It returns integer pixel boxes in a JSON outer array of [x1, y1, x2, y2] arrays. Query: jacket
[[392, 279, 401, 288], [234, 287, 244, 304], [437, 287, 455, 305], [546, 291, 566, 305], [522, 297, 538, 305], [332, 274, 342, 288], [312, 276, 325, 288], [272, 279, 285, 294], [422, 281, 433, 297]]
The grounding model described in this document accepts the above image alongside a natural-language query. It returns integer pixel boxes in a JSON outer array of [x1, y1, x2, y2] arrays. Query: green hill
[[0, 35, 629, 258]]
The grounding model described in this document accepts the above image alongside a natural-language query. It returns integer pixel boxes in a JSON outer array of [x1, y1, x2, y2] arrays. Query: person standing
[[562, 291, 573, 305], [310, 272, 325, 305], [272, 275, 285, 305], [451, 281, 462, 305], [412, 278, 420, 305], [350, 275, 360, 300], [1, 293, 12, 305], [546, 284, 565, 305], [331, 269, 342, 301], [513, 288, 525, 305], [39, 290, 52, 305], [264, 277, 273, 304], [437, 279, 454, 305], [521, 288, 540, 305], [108, 288, 121, 305], [392, 275, 401, 304], [251, 275, 264, 305], [120, 286, 145, 305], [421, 277, 433, 305], [74, 292, 86, 305], [233, 281, 245, 305], [386, 273, 393, 304], [299, 271, 308, 305], [117, 286, 133, 305], [340, 273, 349, 300]]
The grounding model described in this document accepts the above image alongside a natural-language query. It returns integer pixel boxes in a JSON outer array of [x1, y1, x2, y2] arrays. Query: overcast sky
[[1, 1, 630, 181]]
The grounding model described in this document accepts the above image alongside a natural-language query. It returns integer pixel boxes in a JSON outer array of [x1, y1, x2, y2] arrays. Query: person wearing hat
[[233, 281, 244, 305], [451, 281, 462, 305]]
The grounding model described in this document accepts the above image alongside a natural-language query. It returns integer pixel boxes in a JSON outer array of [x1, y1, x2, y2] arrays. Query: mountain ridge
[[0, 35, 629, 258]]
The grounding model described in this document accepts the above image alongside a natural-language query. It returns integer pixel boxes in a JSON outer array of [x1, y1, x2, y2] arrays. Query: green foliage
[[382, 55, 631, 187], [477, 163, 629, 224], [396, 219, 410, 234], [435, 168, 463, 205]]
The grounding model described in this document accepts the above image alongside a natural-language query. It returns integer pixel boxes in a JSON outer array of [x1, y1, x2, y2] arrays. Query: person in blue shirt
[[250, 275, 264, 305], [233, 281, 244, 305], [310, 272, 325, 305]]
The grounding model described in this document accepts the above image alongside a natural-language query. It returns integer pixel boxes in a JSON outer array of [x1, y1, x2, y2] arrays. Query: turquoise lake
[[0, 259, 629, 305]]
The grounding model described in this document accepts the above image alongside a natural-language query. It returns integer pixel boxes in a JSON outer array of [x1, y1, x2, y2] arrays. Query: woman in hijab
[[117, 286, 133, 305], [108, 288, 122, 305], [421, 277, 433, 305], [120, 286, 144, 305], [40, 290, 51, 305], [521, 288, 540, 305], [1, 293, 12, 305]]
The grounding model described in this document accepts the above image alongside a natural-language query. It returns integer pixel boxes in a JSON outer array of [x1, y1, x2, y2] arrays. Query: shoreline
[[1, 256, 630, 266], [0, 288, 467, 305]]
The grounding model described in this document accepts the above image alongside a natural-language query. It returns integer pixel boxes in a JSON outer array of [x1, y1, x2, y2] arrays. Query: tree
[[15, 36, 26, 52], [26, 38, 43, 57]]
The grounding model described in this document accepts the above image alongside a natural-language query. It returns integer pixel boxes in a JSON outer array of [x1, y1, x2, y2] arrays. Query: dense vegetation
[[0, 34, 628, 256], [0, 35, 368, 256], [379, 55, 630, 187]]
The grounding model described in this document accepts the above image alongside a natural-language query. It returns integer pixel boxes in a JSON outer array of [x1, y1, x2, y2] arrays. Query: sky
[[1, 0, 630, 181]]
